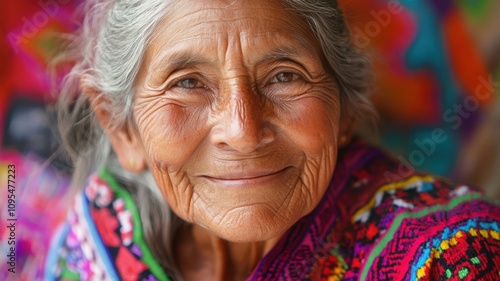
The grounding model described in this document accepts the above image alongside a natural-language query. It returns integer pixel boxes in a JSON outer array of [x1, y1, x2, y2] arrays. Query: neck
[[174, 223, 281, 281]]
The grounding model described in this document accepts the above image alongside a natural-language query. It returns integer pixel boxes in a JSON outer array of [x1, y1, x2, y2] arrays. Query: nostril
[[259, 126, 276, 146], [210, 118, 275, 153]]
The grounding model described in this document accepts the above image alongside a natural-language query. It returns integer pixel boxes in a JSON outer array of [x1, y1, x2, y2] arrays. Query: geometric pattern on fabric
[[414, 227, 500, 281], [46, 172, 173, 281], [363, 198, 500, 281]]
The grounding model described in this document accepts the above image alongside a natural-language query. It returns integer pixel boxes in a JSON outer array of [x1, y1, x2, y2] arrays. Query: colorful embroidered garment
[[46, 140, 500, 280]]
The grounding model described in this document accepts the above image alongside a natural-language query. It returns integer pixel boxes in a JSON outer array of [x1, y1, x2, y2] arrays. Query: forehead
[[144, 0, 320, 65]]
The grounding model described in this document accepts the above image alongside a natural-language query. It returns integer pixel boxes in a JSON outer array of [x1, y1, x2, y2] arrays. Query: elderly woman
[[47, 0, 500, 280]]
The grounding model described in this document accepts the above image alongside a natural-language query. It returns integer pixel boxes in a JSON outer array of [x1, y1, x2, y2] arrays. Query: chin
[[203, 204, 297, 243]]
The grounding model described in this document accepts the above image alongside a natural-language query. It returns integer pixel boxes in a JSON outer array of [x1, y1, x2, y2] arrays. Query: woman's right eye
[[176, 78, 205, 89]]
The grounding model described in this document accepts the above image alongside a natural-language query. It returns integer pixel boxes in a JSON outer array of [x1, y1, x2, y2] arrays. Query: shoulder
[[347, 174, 500, 281], [46, 171, 172, 281], [351, 175, 487, 226]]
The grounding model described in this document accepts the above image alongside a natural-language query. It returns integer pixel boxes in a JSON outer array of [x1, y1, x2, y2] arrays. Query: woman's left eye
[[176, 78, 205, 89], [270, 72, 299, 83]]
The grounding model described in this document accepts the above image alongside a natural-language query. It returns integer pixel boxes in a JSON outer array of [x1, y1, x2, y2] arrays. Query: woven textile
[[46, 140, 500, 280]]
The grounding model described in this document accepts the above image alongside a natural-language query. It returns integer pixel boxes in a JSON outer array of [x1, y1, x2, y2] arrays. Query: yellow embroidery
[[416, 229, 498, 280], [491, 230, 500, 240], [352, 175, 435, 222], [416, 231, 466, 280]]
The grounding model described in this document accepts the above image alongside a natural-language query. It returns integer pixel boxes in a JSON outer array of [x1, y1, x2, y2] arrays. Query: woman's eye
[[176, 78, 205, 89], [271, 72, 298, 83]]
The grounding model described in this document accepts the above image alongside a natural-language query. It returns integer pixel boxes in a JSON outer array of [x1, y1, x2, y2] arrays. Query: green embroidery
[[458, 267, 469, 279], [471, 256, 480, 265], [100, 170, 172, 281], [360, 193, 483, 281], [331, 246, 349, 272], [58, 257, 80, 280], [446, 269, 452, 278]]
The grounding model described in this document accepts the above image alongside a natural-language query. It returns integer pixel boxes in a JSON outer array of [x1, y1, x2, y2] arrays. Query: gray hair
[[56, 0, 373, 278]]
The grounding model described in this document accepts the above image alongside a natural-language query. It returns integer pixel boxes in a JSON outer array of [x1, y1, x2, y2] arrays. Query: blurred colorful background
[[339, 0, 500, 196], [1, 0, 499, 280]]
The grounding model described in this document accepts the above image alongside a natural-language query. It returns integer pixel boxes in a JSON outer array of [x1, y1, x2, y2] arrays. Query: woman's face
[[130, 0, 344, 242]]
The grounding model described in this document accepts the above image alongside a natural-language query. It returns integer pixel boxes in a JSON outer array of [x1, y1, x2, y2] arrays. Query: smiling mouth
[[202, 167, 290, 186]]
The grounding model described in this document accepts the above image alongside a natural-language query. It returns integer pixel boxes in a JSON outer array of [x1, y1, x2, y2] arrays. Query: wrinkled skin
[[90, 0, 351, 279]]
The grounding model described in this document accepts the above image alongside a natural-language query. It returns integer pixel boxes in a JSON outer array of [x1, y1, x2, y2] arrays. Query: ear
[[338, 110, 355, 148], [81, 78, 147, 173]]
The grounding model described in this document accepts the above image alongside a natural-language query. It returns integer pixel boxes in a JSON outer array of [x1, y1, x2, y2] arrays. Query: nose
[[210, 80, 275, 153]]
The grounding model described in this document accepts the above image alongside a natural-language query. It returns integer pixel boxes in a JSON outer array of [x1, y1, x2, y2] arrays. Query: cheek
[[279, 98, 340, 155], [135, 101, 210, 221], [277, 97, 340, 205], [135, 102, 209, 169]]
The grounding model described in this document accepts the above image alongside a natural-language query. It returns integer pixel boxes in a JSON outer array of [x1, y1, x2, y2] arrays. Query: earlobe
[[108, 126, 147, 173], [338, 112, 355, 147], [81, 77, 147, 173]]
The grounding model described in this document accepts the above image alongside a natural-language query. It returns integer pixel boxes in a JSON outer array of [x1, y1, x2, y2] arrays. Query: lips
[[201, 167, 290, 186]]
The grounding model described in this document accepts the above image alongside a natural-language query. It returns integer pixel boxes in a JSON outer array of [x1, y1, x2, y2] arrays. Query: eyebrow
[[153, 28, 316, 65], [156, 44, 303, 64], [143, 49, 212, 89], [253, 30, 320, 65], [150, 50, 211, 74], [257, 48, 304, 65]]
